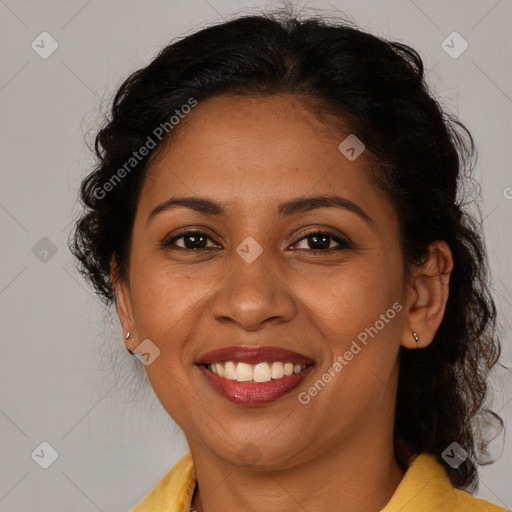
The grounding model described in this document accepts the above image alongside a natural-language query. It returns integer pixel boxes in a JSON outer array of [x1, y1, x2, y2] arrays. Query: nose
[[209, 248, 297, 331]]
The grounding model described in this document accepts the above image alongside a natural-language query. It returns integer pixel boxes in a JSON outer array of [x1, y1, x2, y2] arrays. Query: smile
[[196, 346, 315, 405]]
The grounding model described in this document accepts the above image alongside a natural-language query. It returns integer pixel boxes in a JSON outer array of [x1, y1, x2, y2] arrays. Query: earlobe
[[401, 241, 453, 350], [110, 255, 137, 350]]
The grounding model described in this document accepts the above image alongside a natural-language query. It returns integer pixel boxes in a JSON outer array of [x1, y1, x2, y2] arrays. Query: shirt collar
[[131, 451, 507, 512]]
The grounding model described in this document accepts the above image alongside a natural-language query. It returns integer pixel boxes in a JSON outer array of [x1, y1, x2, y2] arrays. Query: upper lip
[[196, 346, 315, 365]]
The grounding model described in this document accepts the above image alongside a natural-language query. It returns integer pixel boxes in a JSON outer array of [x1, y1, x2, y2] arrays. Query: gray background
[[0, 0, 511, 510]]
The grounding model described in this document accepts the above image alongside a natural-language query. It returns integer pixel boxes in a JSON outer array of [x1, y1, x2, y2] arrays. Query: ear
[[401, 241, 453, 350], [110, 255, 138, 351]]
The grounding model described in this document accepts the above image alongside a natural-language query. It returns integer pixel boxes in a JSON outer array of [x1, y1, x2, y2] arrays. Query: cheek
[[300, 256, 404, 410], [127, 254, 208, 421], [299, 251, 403, 346], [128, 250, 210, 360]]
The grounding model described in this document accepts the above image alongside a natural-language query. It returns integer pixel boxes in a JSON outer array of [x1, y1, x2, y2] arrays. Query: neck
[[189, 427, 405, 512]]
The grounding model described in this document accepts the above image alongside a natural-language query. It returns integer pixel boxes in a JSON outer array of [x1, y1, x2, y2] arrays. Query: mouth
[[196, 346, 315, 405]]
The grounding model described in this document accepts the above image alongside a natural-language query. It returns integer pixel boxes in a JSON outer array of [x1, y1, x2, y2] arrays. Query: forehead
[[138, 94, 388, 221]]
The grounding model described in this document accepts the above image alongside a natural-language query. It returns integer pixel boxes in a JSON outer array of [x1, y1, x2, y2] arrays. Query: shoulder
[[452, 486, 508, 512], [382, 453, 508, 512], [130, 452, 196, 512]]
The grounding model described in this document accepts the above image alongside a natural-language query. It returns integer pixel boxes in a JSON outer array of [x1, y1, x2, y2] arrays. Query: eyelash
[[162, 229, 353, 252]]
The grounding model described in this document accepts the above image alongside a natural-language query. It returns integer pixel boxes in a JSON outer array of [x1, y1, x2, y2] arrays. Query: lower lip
[[198, 364, 314, 406]]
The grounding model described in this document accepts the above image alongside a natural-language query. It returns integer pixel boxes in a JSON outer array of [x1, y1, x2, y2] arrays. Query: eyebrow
[[147, 194, 372, 225]]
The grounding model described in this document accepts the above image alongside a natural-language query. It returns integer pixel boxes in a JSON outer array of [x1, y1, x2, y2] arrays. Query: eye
[[162, 230, 220, 250], [291, 230, 353, 251]]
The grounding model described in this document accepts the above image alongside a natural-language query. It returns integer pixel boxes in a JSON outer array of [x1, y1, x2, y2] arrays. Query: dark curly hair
[[70, 8, 503, 490]]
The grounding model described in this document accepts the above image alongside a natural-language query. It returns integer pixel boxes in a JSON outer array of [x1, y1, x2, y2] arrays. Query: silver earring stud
[[125, 332, 130, 340], [412, 331, 421, 350]]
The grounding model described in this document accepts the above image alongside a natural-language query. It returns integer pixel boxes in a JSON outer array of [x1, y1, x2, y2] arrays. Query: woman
[[70, 9, 508, 512]]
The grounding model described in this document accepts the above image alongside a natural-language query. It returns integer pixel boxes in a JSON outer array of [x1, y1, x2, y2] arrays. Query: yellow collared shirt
[[130, 452, 508, 512]]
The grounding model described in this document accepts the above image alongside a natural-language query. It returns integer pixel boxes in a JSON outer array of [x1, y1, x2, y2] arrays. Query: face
[[115, 93, 417, 469]]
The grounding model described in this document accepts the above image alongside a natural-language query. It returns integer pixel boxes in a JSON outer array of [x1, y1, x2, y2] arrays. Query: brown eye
[[162, 230, 219, 250], [292, 231, 353, 251]]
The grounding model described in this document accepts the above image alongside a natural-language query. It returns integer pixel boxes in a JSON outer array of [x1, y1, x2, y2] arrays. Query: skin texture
[[112, 94, 453, 512]]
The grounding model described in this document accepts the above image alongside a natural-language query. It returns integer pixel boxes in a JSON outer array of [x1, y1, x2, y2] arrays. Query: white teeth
[[207, 361, 308, 383], [235, 362, 253, 382], [253, 362, 271, 383], [224, 361, 236, 380], [270, 362, 285, 379]]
